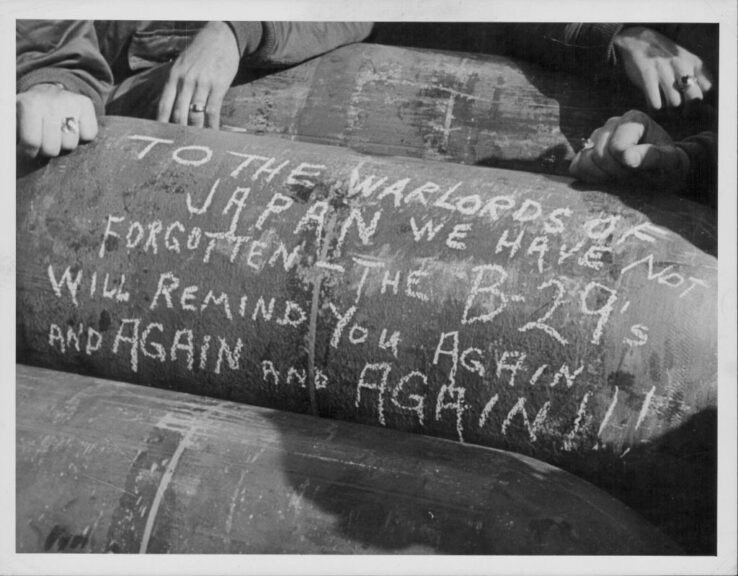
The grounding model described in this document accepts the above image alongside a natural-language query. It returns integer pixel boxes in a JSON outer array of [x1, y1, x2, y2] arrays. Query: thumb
[[622, 143, 683, 172]]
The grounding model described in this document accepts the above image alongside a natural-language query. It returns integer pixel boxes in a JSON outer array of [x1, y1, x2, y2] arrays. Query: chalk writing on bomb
[[42, 132, 709, 449]]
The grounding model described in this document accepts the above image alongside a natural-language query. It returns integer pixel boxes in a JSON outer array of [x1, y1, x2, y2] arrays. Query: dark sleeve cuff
[[253, 22, 277, 61], [590, 23, 625, 65], [675, 132, 717, 207], [17, 67, 106, 115], [566, 23, 625, 66], [225, 21, 264, 58], [244, 22, 372, 67]]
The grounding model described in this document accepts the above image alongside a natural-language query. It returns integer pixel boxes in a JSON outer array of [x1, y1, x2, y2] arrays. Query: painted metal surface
[[16, 364, 681, 554], [16, 117, 717, 551]]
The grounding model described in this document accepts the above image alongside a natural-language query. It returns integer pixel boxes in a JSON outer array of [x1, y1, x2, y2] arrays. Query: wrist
[[612, 26, 653, 61], [613, 26, 651, 45]]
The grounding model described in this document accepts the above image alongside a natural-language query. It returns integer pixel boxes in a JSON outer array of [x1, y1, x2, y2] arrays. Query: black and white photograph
[[3, 1, 736, 574]]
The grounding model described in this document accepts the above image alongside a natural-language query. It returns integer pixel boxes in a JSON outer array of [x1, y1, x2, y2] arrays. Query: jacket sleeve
[[503, 23, 624, 80], [228, 21, 373, 67], [675, 131, 717, 207], [17, 20, 114, 115]]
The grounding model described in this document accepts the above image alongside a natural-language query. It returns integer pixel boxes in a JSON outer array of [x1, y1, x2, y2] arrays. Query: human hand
[[16, 83, 98, 159], [569, 110, 690, 190], [613, 26, 713, 110], [156, 21, 240, 129]]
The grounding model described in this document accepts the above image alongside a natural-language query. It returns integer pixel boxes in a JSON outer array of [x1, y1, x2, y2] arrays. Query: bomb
[[17, 118, 717, 549]]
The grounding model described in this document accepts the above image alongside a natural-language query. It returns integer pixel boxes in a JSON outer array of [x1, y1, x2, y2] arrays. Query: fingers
[[570, 136, 636, 184], [658, 64, 682, 108], [40, 115, 63, 158], [60, 118, 80, 153], [569, 110, 682, 186], [680, 79, 704, 102], [155, 23, 240, 130], [608, 117, 647, 164], [616, 27, 714, 110], [77, 98, 98, 143], [625, 143, 685, 174], [204, 88, 225, 129], [17, 87, 98, 159], [158, 73, 223, 129], [672, 61, 705, 104], [695, 65, 713, 93], [569, 149, 610, 183], [171, 76, 195, 126], [59, 96, 97, 151], [661, 50, 715, 107], [589, 123, 632, 180], [622, 144, 657, 170], [188, 84, 210, 129], [16, 99, 43, 158], [639, 65, 663, 110], [570, 122, 624, 183], [156, 79, 178, 124]]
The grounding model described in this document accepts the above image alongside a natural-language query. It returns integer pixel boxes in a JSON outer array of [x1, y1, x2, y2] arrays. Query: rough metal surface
[[16, 117, 717, 551], [112, 43, 650, 176], [220, 43, 640, 176], [16, 364, 682, 554]]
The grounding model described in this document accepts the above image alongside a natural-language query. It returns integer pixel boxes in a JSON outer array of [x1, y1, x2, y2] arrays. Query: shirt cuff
[[675, 132, 717, 206], [225, 22, 264, 58], [575, 23, 625, 65]]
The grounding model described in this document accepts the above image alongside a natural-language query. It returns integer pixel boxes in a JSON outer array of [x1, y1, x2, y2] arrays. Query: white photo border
[[2, 1, 736, 575]]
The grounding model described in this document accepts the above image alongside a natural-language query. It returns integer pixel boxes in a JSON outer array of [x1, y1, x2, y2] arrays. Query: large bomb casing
[[112, 43, 662, 176], [219, 42, 629, 175], [111, 43, 709, 177], [17, 117, 717, 550], [17, 365, 682, 554]]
